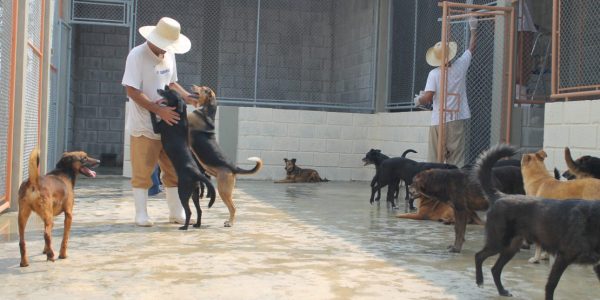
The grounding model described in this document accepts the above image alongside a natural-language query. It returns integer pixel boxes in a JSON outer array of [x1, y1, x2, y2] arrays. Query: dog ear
[[55, 154, 76, 170], [283, 158, 288, 162], [535, 150, 547, 160], [291, 158, 296, 164], [375, 149, 381, 153]]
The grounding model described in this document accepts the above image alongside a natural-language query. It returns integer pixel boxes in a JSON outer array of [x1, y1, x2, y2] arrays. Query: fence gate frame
[[437, 1, 515, 163]]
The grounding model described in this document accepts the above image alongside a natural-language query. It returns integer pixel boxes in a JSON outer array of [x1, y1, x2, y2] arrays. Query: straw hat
[[426, 41, 457, 67], [139, 17, 191, 54]]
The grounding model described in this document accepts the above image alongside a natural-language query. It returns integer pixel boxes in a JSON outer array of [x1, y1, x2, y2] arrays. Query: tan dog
[[275, 158, 329, 183], [18, 149, 99, 267], [396, 196, 483, 225], [188, 85, 263, 227], [521, 149, 600, 263]]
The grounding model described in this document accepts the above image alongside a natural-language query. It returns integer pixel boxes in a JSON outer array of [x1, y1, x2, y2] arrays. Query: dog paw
[[499, 289, 512, 297], [178, 226, 189, 230], [58, 254, 67, 259], [20, 261, 29, 268], [47, 256, 55, 262], [447, 246, 461, 253], [527, 257, 540, 264], [224, 221, 232, 227], [193, 223, 201, 228]]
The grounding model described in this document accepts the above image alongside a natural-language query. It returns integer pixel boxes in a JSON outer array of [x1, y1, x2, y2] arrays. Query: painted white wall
[[543, 100, 600, 172], [123, 107, 432, 181]]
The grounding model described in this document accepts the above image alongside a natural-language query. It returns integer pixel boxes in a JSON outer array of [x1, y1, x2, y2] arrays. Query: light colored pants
[[428, 119, 466, 167], [130, 135, 178, 189]]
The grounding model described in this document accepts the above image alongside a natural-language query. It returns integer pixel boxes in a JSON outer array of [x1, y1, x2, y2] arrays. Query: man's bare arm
[[125, 85, 180, 125], [418, 91, 435, 106]]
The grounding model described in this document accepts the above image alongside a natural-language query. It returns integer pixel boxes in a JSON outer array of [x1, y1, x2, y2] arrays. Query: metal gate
[[437, 1, 515, 164], [0, 0, 17, 212]]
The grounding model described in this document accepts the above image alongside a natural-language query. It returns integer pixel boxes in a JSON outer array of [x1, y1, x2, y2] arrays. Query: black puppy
[[474, 145, 600, 300], [362, 149, 416, 204], [150, 86, 216, 230], [565, 147, 600, 179]]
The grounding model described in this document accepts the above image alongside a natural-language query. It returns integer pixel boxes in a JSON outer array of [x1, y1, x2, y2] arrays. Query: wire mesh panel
[[0, 0, 14, 199], [23, 0, 43, 181], [132, 0, 377, 111], [554, 0, 600, 96], [71, 0, 131, 26], [438, 2, 514, 165]]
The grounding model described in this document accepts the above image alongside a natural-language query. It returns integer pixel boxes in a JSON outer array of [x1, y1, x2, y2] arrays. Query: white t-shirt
[[424, 50, 472, 126], [122, 42, 178, 140]]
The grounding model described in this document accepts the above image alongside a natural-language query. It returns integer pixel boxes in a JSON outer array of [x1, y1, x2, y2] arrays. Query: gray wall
[[71, 24, 129, 165]]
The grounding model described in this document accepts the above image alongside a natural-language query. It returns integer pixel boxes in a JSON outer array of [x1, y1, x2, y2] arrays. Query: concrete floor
[[0, 177, 598, 299]]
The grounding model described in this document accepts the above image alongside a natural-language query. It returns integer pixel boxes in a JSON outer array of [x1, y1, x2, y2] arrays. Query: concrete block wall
[[543, 100, 600, 172], [236, 107, 430, 181], [71, 25, 129, 164]]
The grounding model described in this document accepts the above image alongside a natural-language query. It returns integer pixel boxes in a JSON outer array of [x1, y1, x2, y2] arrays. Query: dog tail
[[473, 144, 518, 204], [235, 157, 263, 175], [553, 168, 561, 180], [28, 148, 41, 188], [564, 147, 587, 178], [401, 149, 417, 158]]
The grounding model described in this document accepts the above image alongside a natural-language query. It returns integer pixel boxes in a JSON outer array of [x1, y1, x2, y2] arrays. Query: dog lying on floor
[[18, 149, 100, 267], [564, 147, 600, 179], [396, 194, 482, 225], [521, 148, 600, 263], [473, 145, 600, 300], [411, 163, 524, 252], [275, 158, 329, 183], [150, 86, 216, 230], [188, 85, 263, 227], [361, 148, 416, 203]]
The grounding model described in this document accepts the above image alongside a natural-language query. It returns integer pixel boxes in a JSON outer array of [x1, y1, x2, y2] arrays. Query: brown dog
[[521, 149, 600, 263], [18, 149, 99, 267], [396, 195, 483, 225], [275, 158, 329, 183], [188, 85, 263, 227]]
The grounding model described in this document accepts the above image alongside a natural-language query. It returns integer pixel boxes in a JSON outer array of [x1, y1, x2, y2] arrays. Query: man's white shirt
[[122, 42, 178, 140], [424, 50, 472, 126]]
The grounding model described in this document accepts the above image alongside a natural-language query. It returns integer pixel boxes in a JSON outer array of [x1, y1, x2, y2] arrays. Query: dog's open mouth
[[79, 166, 97, 178], [362, 159, 371, 166]]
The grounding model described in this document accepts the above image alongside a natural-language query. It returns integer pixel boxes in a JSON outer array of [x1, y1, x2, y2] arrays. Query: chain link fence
[[0, 0, 14, 201], [132, 0, 378, 112], [438, 2, 514, 165], [552, 0, 600, 98]]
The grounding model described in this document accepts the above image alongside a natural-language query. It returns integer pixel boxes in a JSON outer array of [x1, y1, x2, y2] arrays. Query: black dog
[[371, 155, 457, 210], [150, 86, 216, 230], [362, 149, 416, 204], [474, 145, 600, 299], [565, 147, 600, 179]]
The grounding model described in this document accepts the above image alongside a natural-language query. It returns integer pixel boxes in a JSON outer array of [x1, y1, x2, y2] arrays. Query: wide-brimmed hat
[[426, 41, 457, 67], [139, 17, 191, 54]]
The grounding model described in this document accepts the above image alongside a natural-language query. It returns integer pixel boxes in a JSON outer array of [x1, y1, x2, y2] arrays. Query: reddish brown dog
[[18, 149, 99, 267]]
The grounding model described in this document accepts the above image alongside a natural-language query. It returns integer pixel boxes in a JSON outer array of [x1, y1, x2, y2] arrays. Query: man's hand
[[156, 105, 180, 126], [468, 17, 478, 31]]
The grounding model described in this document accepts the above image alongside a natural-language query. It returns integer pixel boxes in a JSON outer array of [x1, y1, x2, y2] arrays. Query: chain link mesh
[[23, 47, 41, 181], [441, 3, 511, 165], [0, 0, 13, 197], [557, 0, 600, 92], [72, 0, 130, 25], [28, 0, 43, 48], [132, 0, 377, 111]]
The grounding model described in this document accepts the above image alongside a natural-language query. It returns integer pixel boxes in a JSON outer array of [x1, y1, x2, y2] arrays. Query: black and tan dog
[[411, 162, 524, 252], [275, 158, 329, 183], [18, 149, 99, 267], [151, 86, 216, 230], [188, 85, 263, 227], [564, 147, 600, 179], [473, 145, 600, 300], [362, 148, 416, 204]]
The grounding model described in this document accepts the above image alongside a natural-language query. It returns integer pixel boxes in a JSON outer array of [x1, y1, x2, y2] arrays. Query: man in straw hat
[[122, 17, 196, 226], [414, 17, 478, 167]]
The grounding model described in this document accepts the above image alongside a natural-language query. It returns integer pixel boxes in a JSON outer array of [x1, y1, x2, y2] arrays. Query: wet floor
[[0, 177, 598, 299]]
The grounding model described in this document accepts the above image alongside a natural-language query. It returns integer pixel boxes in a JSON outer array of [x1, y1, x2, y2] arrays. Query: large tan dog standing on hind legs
[[18, 149, 100, 267], [188, 85, 263, 227]]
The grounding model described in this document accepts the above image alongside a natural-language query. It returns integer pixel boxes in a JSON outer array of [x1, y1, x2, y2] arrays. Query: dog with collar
[[150, 86, 216, 230], [188, 85, 263, 227]]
